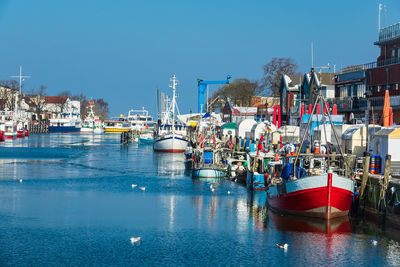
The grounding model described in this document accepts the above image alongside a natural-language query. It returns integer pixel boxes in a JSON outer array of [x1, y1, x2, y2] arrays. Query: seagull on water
[[371, 240, 378, 246], [139, 187, 146, 191], [227, 191, 231, 195], [211, 188, 215, 192], [130, 237, 141, 244], [276, 243, 288, 250], [210, 184, 213, 189], [18, 179, 23, 183], [131, 184, 137, 188]]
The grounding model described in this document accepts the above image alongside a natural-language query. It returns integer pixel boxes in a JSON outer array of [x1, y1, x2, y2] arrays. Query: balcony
[[340, 57, 400, 74], [376, 22, 400, 44], [328, 95, 400, 112]]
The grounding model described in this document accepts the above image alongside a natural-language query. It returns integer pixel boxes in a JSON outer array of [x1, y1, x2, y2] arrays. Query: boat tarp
[[221, 122, 237, 130], [281, 163, 307, 180]]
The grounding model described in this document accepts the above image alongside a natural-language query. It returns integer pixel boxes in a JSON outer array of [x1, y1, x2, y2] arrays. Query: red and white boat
[[267, 92, 354, 220], [17, 122, 25, 138], [267, 167, 354, 219], [153, 75, 188, 153], [4, 120, 17, 140]]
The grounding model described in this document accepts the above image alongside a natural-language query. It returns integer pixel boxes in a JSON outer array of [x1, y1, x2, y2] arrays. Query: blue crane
[[197, 75, 231, 113]]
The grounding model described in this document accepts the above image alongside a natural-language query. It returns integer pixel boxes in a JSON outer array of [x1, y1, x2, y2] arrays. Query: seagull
[[131, 184, 137, 188], [371, 240, 378, 246], [139, 187, 146, 191], [18, 179, 23, 183], [210, 184, 213, 189], [211, 188, 215, 192], [276, 243, 288, 249], [130, 237, 141, 244], [227, 191, 231, 195]]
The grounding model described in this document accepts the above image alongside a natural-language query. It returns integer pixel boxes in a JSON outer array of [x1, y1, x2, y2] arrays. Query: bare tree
[[93, 98, 109, 121], [0, 80, 19, 111], [261, 57, 300, 96], [29, 85, 47, 121]]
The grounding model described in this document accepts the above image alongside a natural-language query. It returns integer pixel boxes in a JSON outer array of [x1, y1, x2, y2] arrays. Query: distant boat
[[103, 117, 131, 133], [49, 116, 81, 133], [81, 100, 104, 133], [127, 107, 155, 133], [153, 75, 188, 153]]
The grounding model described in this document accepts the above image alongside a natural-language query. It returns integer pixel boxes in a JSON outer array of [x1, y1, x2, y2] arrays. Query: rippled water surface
[[0, 134, 399, 266]]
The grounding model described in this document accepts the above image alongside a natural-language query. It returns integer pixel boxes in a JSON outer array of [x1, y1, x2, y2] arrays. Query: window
[[392, 49, 396, 57], [396, 84, 399, 90]]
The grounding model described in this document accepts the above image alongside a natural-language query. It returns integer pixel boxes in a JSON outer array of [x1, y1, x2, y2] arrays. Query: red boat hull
[[154, 149, 185, 153], [267, 172, 354, 220], [0, 131, 4, 142], [17, 131, 24, 138]]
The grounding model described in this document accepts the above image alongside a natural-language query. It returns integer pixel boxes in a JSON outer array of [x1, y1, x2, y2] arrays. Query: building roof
[[375, 126, 400, 138], [232, 106, 257, 115], [44, 96, 68, 104]]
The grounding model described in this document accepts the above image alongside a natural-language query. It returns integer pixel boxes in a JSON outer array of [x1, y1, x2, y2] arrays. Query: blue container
[[250, 143, 255, 152], [204, 151, 213, 164]]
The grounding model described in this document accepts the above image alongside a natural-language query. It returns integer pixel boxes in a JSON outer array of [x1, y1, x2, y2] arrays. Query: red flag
[[300, 104, 305, 122], [273, 105, 277, 126], [278, 105, 281, 128], [308, 104, 312, 115], [332, 104, 338, 115], [324, 102, 329, 114], [316, 104, 320, 115]]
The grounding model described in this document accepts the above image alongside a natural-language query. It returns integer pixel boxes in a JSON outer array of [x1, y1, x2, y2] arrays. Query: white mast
[[169, 74, 178, 133], [11, 65, 31, 96]]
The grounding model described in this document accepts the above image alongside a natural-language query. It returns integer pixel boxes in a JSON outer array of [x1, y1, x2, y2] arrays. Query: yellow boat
[[104, 119, 131, 133]]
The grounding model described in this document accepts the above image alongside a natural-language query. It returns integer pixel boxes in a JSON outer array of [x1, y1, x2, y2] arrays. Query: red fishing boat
[[266, 93, 354, 220], [267, 163, 354, 219]]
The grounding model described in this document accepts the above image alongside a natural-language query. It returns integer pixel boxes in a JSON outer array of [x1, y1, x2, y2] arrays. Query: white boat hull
[[153, 134, 188, 153], [192, 168, 227, 178]]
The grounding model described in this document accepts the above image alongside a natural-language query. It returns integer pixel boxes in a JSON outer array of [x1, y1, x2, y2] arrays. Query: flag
[[202, 112, 210, 119], [383, 90, 390, 127]]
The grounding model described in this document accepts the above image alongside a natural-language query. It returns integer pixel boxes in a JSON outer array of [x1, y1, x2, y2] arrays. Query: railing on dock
[[28, 122, 49, 134]]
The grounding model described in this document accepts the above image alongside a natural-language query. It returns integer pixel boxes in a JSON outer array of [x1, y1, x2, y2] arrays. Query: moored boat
[[191, 148, 229, 178], [104, 118, 131, 133], [266, 92, 354, 220], [267, 163, 354, 219], [81, 100, 104, 133], [153, 75, 188, 153]]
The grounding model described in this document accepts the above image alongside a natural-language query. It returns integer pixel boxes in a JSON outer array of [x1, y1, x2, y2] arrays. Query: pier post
[[378, 154, 391, 214], [360, 155, 370, 199]]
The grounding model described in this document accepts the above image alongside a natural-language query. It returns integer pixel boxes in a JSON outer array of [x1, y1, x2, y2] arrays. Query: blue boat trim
[[154, 136, 188, 144]]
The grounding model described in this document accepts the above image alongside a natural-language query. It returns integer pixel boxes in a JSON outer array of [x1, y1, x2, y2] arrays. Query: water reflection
[[154, 153, 186, 177], [268, 212, 351, 234]]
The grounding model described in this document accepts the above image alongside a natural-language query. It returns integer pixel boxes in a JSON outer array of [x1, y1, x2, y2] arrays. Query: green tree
[[210, 78, 260, 110]]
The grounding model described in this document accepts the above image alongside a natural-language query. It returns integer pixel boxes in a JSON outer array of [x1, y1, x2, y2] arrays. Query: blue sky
[[0, 0, 399, 117]]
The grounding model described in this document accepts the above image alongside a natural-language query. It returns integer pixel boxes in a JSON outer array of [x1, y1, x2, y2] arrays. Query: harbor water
[[0, 134, 400, 266]]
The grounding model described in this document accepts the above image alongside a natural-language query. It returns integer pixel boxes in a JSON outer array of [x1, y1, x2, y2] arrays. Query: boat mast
[[170, 75, 177, 134]]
